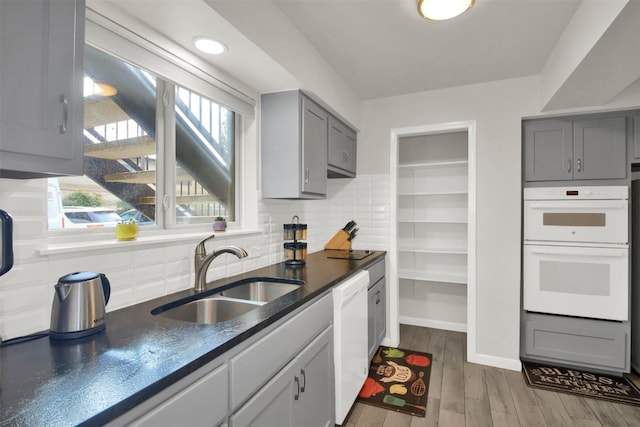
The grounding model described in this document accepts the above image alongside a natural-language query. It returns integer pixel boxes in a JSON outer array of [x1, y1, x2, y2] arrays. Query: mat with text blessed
[[356, 346, 432, 417], [522, 361, 640, 406]]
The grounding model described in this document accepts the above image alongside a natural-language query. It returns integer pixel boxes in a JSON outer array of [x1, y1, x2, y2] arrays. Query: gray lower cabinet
[[261, 90, 328, 199], [634, 114, 640, 159], [367, 259, 386, 361], [328, 116, 357, 178], [521, 311, 630, 374], [106, 360, 229, 427], [230, 327, 333, 427], [108, 292, 334, 427], [523, 116, 627, 182], [0, 0, 85, 178]]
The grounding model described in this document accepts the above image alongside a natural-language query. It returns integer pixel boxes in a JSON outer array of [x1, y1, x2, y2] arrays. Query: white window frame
[[44, 6, 259, 251]]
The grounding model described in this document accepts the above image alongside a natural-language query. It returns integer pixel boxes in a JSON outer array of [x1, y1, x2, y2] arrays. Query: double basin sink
[[151, 277, 303, 324]]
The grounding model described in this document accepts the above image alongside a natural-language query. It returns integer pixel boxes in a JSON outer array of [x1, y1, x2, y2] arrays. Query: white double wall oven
[[523, 186, 629, 322]]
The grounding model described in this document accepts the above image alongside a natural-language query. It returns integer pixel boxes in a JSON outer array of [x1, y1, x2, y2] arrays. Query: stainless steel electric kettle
[[50, 271, 111, 340]]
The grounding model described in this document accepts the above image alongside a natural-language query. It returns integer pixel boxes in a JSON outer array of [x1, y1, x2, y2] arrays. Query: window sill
[[39, 228, 262, 256]]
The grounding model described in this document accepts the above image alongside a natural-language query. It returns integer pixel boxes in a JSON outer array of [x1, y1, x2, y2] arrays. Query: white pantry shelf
[[398, 160, 468, 169], [399, 269, 467, 285], [398, 218, 468, 224], [398, 190, 468, 197], [398, 246, 467, 255]]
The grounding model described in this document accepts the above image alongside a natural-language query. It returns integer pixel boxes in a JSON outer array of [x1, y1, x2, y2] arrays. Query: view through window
[[49, 45, 236, 230]]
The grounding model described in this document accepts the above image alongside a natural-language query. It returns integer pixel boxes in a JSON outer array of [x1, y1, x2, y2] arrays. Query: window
[[51, 44, 237, 230]]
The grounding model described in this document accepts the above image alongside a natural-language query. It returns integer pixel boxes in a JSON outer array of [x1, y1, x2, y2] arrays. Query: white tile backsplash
[[0, 174, 390, 340]]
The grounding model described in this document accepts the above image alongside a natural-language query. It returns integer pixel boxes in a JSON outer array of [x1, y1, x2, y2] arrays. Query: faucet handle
[[195, 234, 216, 256]]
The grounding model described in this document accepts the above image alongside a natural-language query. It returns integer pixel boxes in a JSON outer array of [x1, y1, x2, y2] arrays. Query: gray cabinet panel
[[0, 0, 85, 178], [328, 116, 356, 178], [368, 278, 386, 361], [230, 293, 332, 408], [524, 120, 573, 182], [261, 90, 327, 199], [231, 327, 333, 427], [573, 117, 626, 180], [522, 312, 629, 373], [301, 97, 328, 195], [297, 327, 334, 427], [230, 358, 297, 427], [633, 114, 640, 160], [107, 359, 228, 427], [367, 259, 386, 361]]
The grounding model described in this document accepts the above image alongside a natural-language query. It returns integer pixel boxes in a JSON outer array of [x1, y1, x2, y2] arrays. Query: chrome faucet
[[194, 235, 248, 292]]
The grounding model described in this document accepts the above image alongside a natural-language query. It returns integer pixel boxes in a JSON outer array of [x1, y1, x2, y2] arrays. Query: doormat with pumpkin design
[[356, 346, 432, 417], [522, 361, 640, 406]]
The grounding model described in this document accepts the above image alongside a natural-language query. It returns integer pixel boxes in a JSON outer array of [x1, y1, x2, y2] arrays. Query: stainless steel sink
[[216, 281, 301, 302], [155, 297, 263, 324], [152, 277, 303, 324]]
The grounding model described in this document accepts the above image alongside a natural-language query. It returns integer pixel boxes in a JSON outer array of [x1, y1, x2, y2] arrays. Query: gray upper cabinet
[[573, 116, 626, 180], [261, 90, 328, 199], [524, 120, 573, 182], [328, 116, 357, 178], [524, 116, 626, 182], [0, 0, 85, 178]]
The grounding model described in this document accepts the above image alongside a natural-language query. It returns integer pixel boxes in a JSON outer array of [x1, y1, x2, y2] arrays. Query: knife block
[[324, 229, 352, 251]]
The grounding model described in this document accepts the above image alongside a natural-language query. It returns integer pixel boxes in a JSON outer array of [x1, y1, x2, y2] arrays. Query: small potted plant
[[115, 218, 138, 241], [213, 216, 227, 232]]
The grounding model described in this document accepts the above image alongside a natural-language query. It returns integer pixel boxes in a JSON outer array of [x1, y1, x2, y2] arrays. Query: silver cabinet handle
[[59, 94, 68, 134], [304, 167, 310, 183], [294, 376, 300, 400], [300, 369, 306, 392], [577, 158, 582, 172], [567, 159, 572, 173]]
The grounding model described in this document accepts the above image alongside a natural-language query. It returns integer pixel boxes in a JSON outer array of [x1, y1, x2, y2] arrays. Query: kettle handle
[[100, 273, 111, 305], [0, 210, 14, 277]]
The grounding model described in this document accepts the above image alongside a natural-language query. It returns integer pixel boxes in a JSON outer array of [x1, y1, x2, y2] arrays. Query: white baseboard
[[399, 315, 467, 333], [399, 316, 521, 371], [468, 353, 522, 371]]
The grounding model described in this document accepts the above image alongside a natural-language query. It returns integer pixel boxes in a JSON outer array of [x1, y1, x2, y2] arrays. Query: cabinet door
[[301, 96, 328, 195], [131, 364, 228, 427], [374, 282, 386, 349], [328, 116, 356, 177], [524, 120, 573, 181], [230, 358, 297, 427], [0, 0, 84, 177], [573, 117, 626, 180], [367, 285, 377, 360], [634, 115, 640, 160], [298, 327, 334, 427]]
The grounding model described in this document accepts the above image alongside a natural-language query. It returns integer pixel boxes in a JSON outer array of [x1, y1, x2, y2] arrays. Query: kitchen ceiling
[[90, 0, 635, 105]]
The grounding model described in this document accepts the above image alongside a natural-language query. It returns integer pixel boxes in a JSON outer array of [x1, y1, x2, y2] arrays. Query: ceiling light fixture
[[193, 38, 226, 55], [417, 0, 475, 21]]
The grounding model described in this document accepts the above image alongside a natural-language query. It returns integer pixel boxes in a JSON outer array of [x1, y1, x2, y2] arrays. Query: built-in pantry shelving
[[396, 132, 469, 330]]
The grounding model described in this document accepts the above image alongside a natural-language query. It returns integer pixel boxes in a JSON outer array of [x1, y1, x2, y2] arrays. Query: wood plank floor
[[342, 325, 640, 427]]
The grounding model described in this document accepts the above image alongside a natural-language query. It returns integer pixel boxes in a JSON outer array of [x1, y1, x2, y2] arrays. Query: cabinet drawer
[[366, 259, 385, 289], [129, 363, 228, 427], [230, 293, 332, 408], [522, 313, 629, 372]]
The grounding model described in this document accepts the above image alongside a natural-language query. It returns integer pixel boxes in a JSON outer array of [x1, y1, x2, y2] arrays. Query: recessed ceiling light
[[417, 0, 475, 21], [193, 38, 226, 55]]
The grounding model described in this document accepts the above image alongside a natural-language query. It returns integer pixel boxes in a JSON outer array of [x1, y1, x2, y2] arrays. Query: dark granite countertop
[[0, 250, 385, 426]]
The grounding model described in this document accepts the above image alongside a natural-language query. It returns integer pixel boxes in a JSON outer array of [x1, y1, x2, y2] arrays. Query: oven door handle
[[528, 246, 627, 257], [526, 201, 628, 210]]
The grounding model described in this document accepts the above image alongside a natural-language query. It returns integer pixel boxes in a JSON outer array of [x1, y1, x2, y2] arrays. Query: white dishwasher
[[333, 270, 370, 425]]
